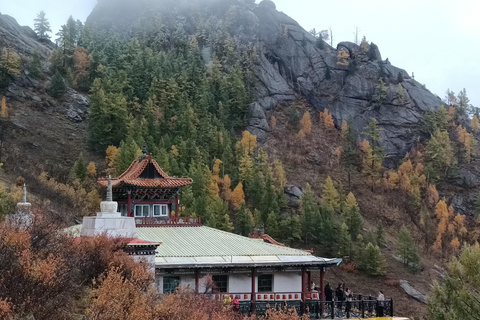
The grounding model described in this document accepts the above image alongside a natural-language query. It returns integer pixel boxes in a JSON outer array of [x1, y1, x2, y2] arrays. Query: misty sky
[[1, 0, 479, 107]]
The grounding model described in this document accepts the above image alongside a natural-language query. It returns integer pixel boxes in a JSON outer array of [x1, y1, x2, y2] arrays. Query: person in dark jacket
[[335, 283, 344, 307], [324, 283, 333, 301]]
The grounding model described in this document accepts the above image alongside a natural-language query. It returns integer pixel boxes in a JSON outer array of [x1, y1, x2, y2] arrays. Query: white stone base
[[81, 216, 138, 238]]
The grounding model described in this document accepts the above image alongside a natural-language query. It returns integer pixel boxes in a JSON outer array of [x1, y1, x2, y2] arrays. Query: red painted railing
[[135, 216, 202, 227]]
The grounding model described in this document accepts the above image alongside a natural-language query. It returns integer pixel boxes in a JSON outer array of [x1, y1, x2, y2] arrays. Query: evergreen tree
[[342, 192, 363, 240], [300, 183, 320, 245], [237, 201, 253, 236], [29, 51, 43, 79], [342, 119, 357, 190], [428, 243, 480, 320], [34, 11, 52, 40], [70, 153, 88, 182], [265, 211, 280, 239], [359, 242, 385, 276], [280, 215, 303, 245], [397, 225, 419, 271], [376, 221, 385, 247], [49, 70, 67, 97], [338, 223, 352, 256], [115, 138, 141, 173], [425, 129, 456, 182]]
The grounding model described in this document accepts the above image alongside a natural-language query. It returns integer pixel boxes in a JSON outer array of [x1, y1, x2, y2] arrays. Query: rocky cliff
[[87, 0, 443, 161], [0, 13, 91, 178]]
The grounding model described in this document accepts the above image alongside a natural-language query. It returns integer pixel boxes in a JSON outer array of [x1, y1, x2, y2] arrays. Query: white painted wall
[[273, 271, 302, 293], [156, 271, 303, 294], [228, 274, 252, 293]]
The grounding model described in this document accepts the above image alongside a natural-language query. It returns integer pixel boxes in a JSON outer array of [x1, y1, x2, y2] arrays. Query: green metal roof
[[136, 226, 311, 257]]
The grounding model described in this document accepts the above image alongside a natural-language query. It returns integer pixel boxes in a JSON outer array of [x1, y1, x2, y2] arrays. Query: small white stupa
[[9, 184, 33, 227], [81, 176, 138, 238]]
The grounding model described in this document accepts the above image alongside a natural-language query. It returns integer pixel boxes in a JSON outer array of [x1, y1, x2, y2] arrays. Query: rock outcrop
[[86, 0, 443, 161]]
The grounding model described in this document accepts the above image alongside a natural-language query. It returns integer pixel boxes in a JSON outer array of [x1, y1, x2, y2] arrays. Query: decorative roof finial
[[106, 175, 113, 202], [142, 145, 147, 156], [22, 184, 27, 203]]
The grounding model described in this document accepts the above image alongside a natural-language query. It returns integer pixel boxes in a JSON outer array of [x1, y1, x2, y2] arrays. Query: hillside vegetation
[[0, 1, 480, 319]]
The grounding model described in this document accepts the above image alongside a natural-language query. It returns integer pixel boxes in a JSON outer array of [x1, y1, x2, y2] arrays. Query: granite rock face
[[86, 0, 443, 160]]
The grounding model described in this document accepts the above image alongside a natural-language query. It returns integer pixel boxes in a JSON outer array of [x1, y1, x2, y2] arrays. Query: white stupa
[[9, 184, 33, 227], [81, 176, 138, 238]]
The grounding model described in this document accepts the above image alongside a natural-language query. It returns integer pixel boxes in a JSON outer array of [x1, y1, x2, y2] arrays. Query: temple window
[[163, 276, 180, 293], [153, 204, 169, 217], [258, 274, 273, 292], [135, 204, 150, 217], [212, 275, 228, 292]]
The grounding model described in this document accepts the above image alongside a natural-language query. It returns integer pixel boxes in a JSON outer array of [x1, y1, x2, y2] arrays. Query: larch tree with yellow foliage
[[322, 176, 340, 212], [320, 108, 335, 129], [342, 192, 363, 239], [0, 97, 8, 163], [299, 111, 312, 136], [471, 114, 479, 133], [238, 130, 257, 156], [337, 48, 349, 66], [231, 182, 245, 210], [105, 145, 119, 176]]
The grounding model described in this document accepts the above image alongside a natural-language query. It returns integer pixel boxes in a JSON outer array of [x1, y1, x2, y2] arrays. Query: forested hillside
[[0, 0, 480, 318]]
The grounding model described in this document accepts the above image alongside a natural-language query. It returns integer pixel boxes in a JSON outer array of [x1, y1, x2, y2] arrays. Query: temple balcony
[[210, 292, 394, 319], [135, 216, 202, 227]]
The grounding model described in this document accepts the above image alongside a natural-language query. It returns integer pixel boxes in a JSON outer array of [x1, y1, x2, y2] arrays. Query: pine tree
[[397, 225, 419, 270], [115, 138, 141, 173], [237, 200, 253, 236], [322, 176, 340, 212], [342, 119, 357, 190], [428, 244, 480, 319], [360, 36, 369, 53], [70, 153, 88, 182], [342, 192, 363, 239], [34, 11, 52, 40], [425, 130, 455, 182], [373, 79, 388, 109], [300, 183, 319, 245], [265, 211, 280, 239], [338, 223, 352, 256], [29, 51, 43, 79], [49, 70, 67, 97], [376, 221, 385, 247], [360, 242, 386, 276]]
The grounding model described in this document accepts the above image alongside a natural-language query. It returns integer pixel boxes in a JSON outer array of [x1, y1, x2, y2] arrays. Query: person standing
[[325, 283, 333, 301], [377, 290, 385, 317]]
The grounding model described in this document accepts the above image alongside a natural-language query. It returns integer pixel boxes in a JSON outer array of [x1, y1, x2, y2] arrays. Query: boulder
[[284, 185, 303, 208], [259, 0, 276, 9], [399, 280, 427, 304], [247, 102, 269, 142]]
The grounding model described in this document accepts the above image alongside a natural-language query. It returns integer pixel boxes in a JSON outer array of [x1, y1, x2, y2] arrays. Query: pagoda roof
[[98, 153, 192, 188]]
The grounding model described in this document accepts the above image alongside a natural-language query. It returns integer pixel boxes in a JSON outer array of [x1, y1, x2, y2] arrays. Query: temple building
[[97, 150, 192, 223], [68, 152, 395, 317]]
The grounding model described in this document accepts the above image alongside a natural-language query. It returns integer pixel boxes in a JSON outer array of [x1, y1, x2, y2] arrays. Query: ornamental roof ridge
[[98, 153, 193, 188]]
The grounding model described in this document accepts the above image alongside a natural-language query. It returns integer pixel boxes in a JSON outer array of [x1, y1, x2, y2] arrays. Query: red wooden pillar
[[307, 271, 311, 292], [127, 191, 133, 217], [301, 268, 306, 313], [195, 270, 200, 293], [320, 267, 325, 314], [251, 268, 256, 314], [174, 194, 179, 216]]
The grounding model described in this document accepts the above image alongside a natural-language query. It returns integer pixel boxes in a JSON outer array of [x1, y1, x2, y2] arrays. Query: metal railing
[[135, 216, 202, 226], [237, 298, 393, 319]]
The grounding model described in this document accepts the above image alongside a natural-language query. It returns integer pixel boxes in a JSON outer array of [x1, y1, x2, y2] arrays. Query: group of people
[[223, 294, 240, 311], [316, 282, 386, 316]]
